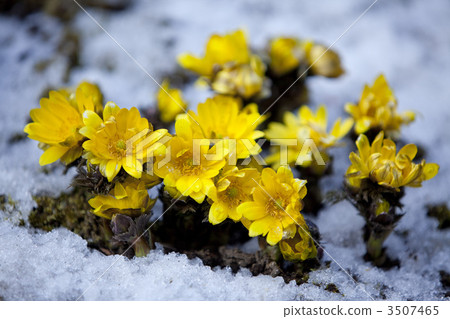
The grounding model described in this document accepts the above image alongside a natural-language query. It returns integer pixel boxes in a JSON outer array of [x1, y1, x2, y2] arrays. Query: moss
[[29, 187, 129, 256], [428, 204, 450, 230], [0, 194, 19, 214], [0, 194, 8, 209], [325, 283, 340, 293]]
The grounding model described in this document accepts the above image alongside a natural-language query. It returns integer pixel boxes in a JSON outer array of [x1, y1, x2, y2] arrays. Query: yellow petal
[[238, 202, 266, 220], [177, 53, 211, 76], [395, 144, 417, 168], [122, 160, 143, 179], [355, 119, 371, 134], [189, 190, 206, 204], [356, 134, 370, 161], [176, 175, 199, 195], [209, 202, 227, 225], [316, 105, 327, 130], [422, 163, 439, 181], [371, 131, 384, 153], [266, 222, 283, 245], [105, 160, 121, 182], [175, 116, 193, 142], [248, 216, 272, 237], [39, 145, 69, 166], [114, 183, 128, 199]]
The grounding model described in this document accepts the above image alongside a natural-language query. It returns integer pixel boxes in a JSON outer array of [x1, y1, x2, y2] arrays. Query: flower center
[[266, 197, 285, 219], [174, 152, 203, 176], [107, 137, 127, 159], [116, 139, 126, 150], [227, 187, 238, 198]]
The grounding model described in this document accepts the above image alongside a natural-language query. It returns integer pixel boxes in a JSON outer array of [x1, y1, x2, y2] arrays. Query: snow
[[1, 0, 449, 300]]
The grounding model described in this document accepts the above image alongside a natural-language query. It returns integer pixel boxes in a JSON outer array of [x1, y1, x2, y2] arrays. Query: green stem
[[133, 238, 151, 257], [365, 226, 394, 266]]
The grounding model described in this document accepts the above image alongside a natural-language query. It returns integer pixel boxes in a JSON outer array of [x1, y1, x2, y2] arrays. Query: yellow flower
[[157, 80, 187, 123], [186, 95, 266, 160], [345, 74, 415, 136], [60, 81, 104, 114], [24, 81, 103, 166], [305, 43, 344, 78], [237, 166, 307, 245], [208, 166, 260, 225], [297, 105, 354, 148], [346, 131, 439, 189], [268, 37, 306, 76], [88, 179, 156, 220], [80, 103, 168, 182], [178, 30, 266, 99], [153, 116, 227, 203], [178, 29, 250, 77], [265, 105, 353, 168], [268, 37, 343, 78], [211, 54, 266, 99], [279, 225, 317, 261]]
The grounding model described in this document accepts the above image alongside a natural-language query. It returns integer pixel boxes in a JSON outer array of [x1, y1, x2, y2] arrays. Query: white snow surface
[[0, 0, 449, 300]]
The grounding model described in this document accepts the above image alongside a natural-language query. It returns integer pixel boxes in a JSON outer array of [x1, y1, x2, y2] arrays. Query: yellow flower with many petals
[[178, 30, 266, 99], [186, 95, 266, 160], [237, 166, 307, 245], [80, 103, 168, 182], [345, 74, 415, 136], [211, 54, 266, 99], [265, 105, 353, 168], [208, 166, 260, 225], [346, 131, 439, 189], [157, 80, 187, 123], [178, 29, 250, 77], [279, 225, 317, 261], [153, 116, 227, 203], [24, 81, 103, 166], [268, 37, 344, 78], [268, 37, 307, 76], [88, 178, 156, 220]]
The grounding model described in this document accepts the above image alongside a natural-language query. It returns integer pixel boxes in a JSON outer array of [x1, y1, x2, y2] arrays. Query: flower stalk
[[345, 132, 438, 266]]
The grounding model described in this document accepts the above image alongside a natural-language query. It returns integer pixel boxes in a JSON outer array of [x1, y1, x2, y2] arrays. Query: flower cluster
[[345, 74, 415, 137], [265, 105, 353, 169], [346, 131, 439, 190], [268, 37, 344, 78], [178, 30, 267, 99], [25, 81, 168, 221], [152, 96, 313, 250], [178, 31, 345, 101], [25, 29, 440, 271]]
